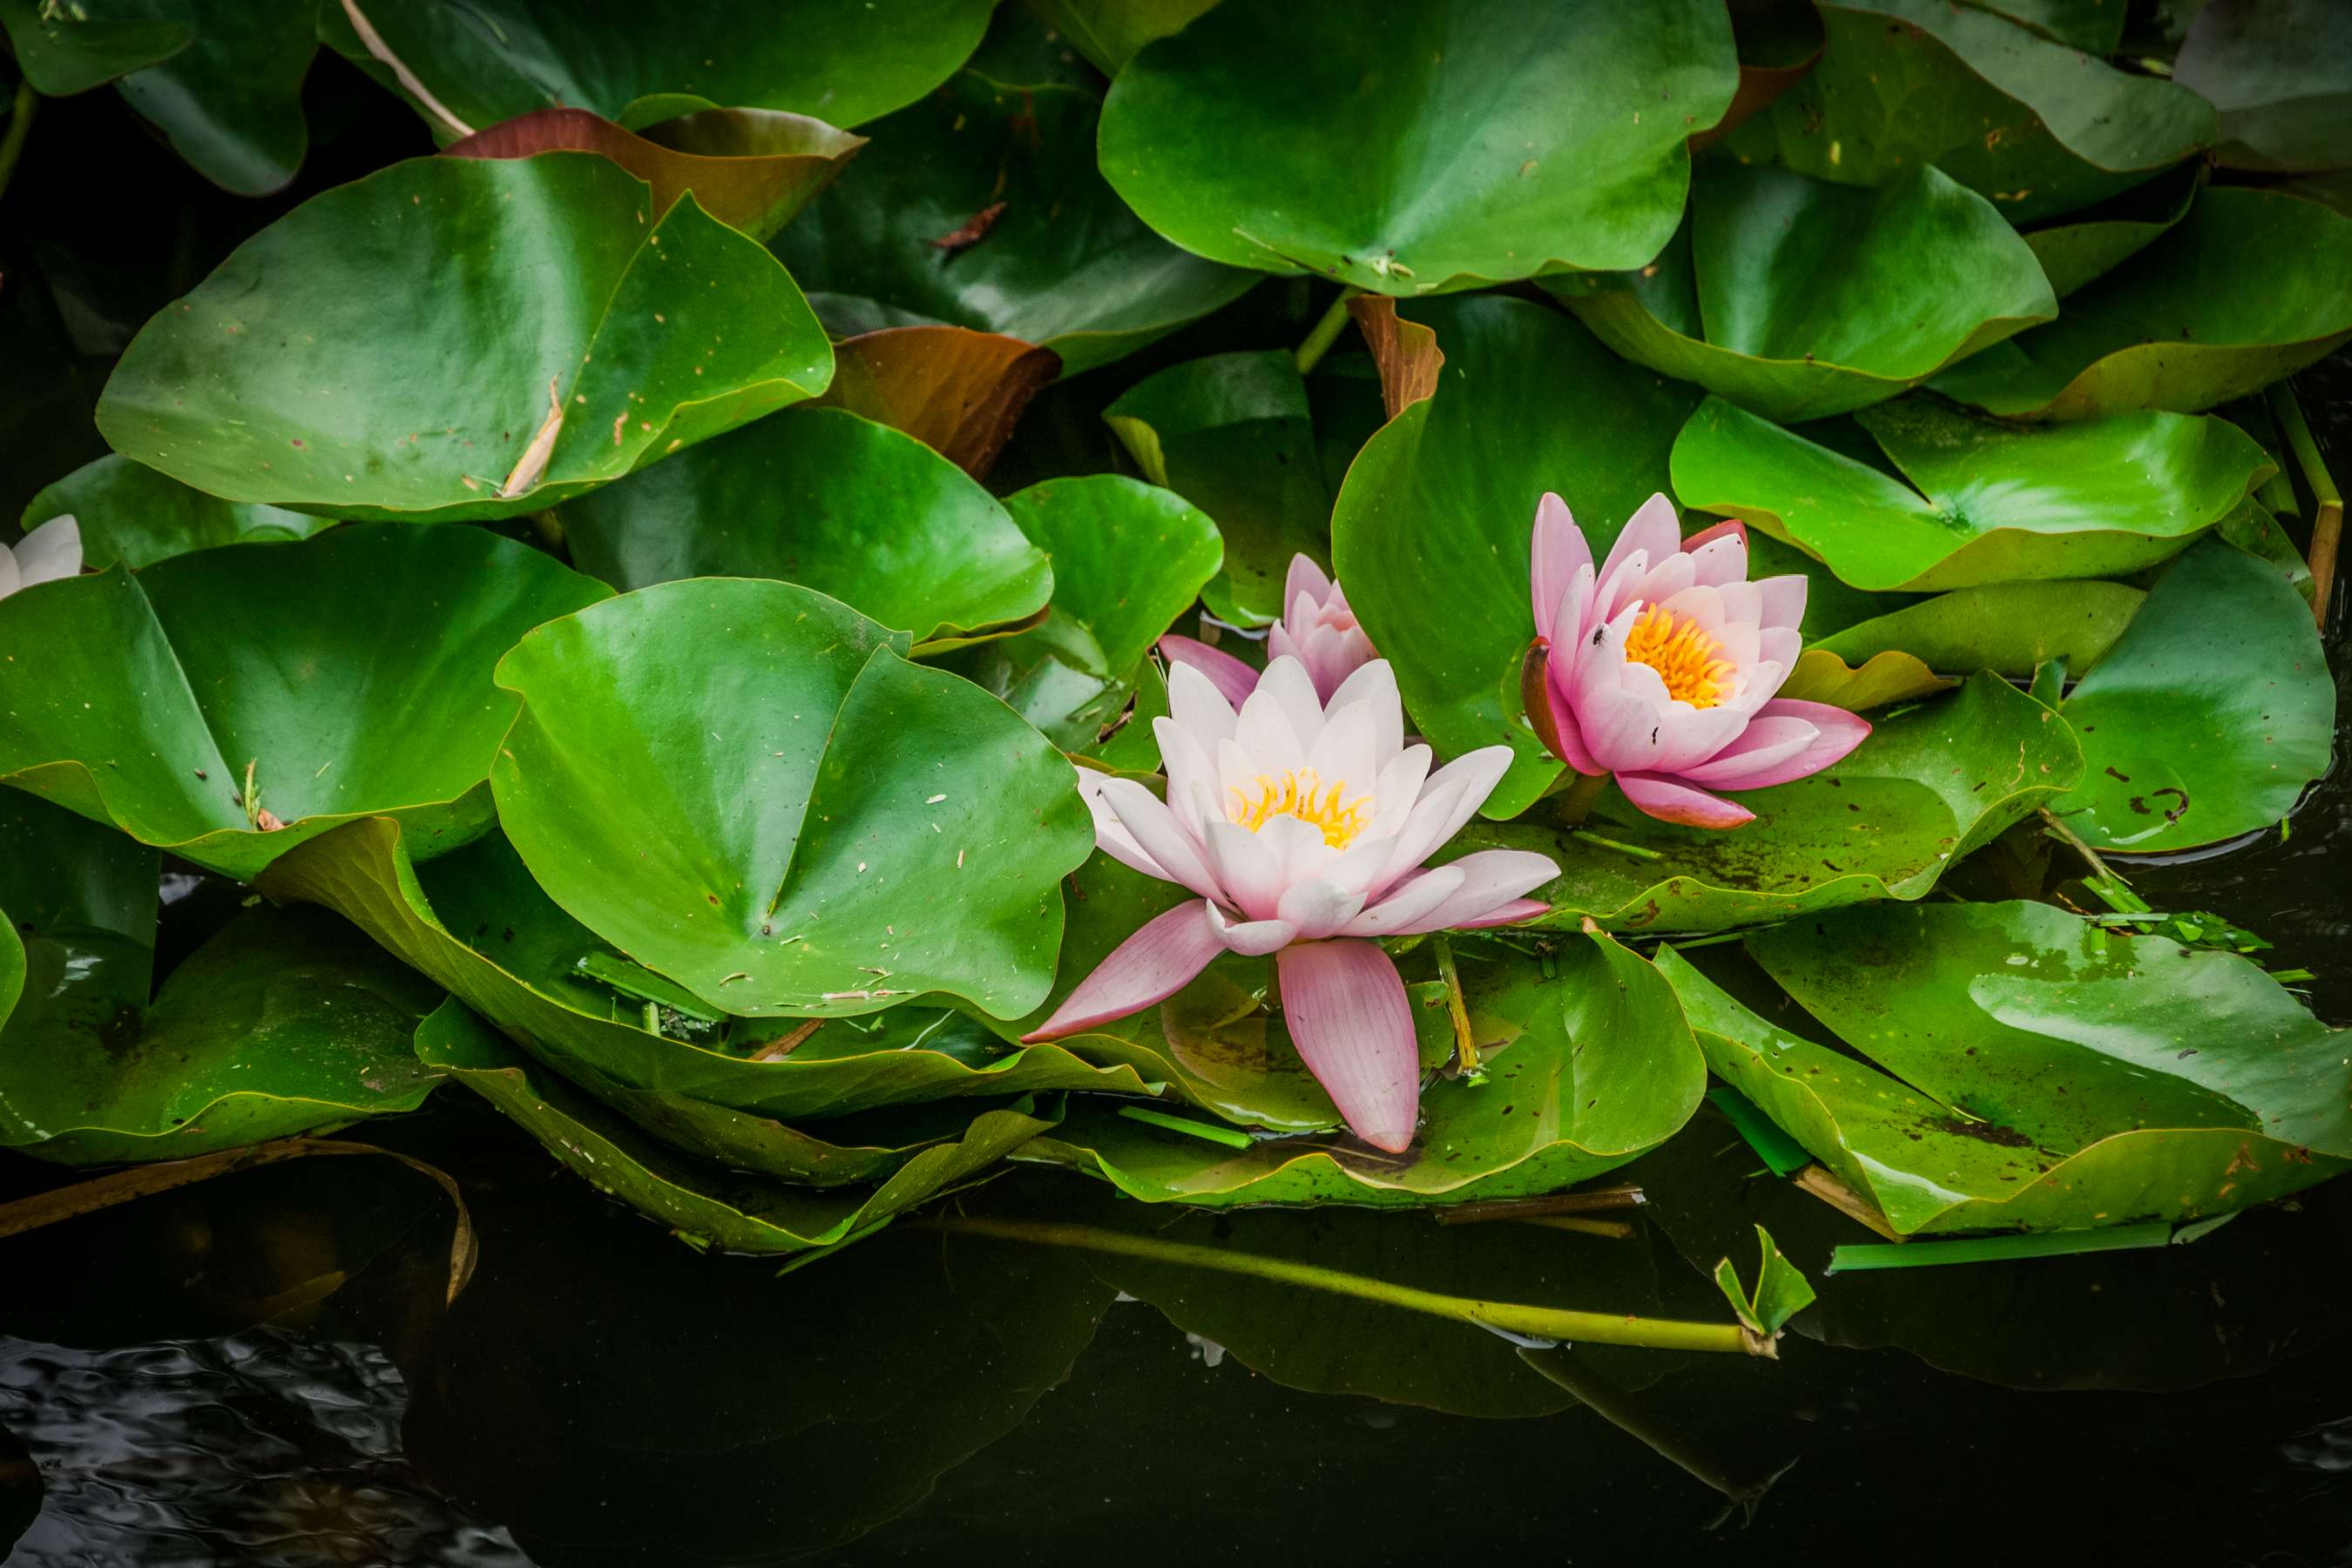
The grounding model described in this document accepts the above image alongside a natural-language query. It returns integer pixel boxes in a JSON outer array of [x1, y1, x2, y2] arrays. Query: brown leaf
[[927, 200, 1008, 253], [1348, 294, 1446, 420], [815, 325, 1061, 478]]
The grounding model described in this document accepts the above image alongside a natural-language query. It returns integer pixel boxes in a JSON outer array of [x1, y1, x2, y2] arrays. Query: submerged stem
[[920, 1213, 1770, 1355], [1551, 769, 1611, 828], [1292, 288, 1362, 376], [1432, 934, 1478, 1076], [0, 81, 36, 210], [2269, 381, 2342, 627], [2038, 805, 2123, 889]]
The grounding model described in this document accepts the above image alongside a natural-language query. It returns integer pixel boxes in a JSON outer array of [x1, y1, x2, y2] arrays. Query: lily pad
[[1551, 162, 2055, 422], [1021, 0, 1216, 75], [2174, 0, 2352, 172], [1670, 395, 2271, 590], [814, 327, 1063, 478], [1730, 901, 2352, 1231], [0, 0, 187, 95], [97, 152, 835, 524], [1929, 187, 2352, 418], [489, 577, 1093, 1020], [443, 105, 866, 240], [1104, 349, 1329, 625], [774, 71, 1256, 375], [2051, 537, 2333, 853], [2020, 161, 2203, 299], [319, 0, 996, 136], [558, 406, 1053, 648], [257, 819, 1169, 1137], [1774, 649, 1955, 711], [0, 794, 443, 1165], [1098, 0, 1736, 294], [1810, 581, 2149, 677], [1330, 295, 1700, 819], [1457, 674, 2082, 935], [947, 476, 1224, 754], [1716, 0, 2214, 226], [21, 454, 335, 570], [0, 524, 610, 881], [1017, 929, 1705, 1206], [415, 1000, 1053, 1256]]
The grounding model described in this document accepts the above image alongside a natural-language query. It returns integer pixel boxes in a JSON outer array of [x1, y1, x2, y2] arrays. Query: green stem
[[2038, 805, 2123, 889], [1551, 769, 1610, 828], [1292, 288, 1361, 376], [2269, 381, 2341, 627], [0, 80, 35, 210], [1431, 933, 1478, 1076], [920, 1213, 1769, 1355]]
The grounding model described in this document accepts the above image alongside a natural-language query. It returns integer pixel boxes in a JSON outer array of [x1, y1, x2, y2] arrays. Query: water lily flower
[[0, 516, 81, 602], [1158, 553, 1375, 707], [1024, 654, 1558, 1152], [1526, 491, 1868, 829]]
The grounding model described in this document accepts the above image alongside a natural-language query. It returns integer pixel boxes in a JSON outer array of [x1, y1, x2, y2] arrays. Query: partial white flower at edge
[[0, 516, 82, 602]]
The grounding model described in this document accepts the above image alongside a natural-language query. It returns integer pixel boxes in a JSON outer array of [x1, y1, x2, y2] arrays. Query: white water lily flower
[[1024, 655, 1557, 1152], [0, 516, 81, 602]]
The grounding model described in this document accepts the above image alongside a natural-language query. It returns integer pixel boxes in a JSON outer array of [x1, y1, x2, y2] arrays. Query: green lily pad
[[415, 999, 1053, 1256], [1021, 0, 1215, 74], [0, 524, 610, 881], [257, 819, 1169, 1140], [1713, 1224, 1815, 1337], [1098, 0, 1736, 294], [21, 453, 334, 571], [946, 476, 1224, 754], [1930, 187, 2352, 417], [558, 406, 1052, 649], [98, 152, 834, 524], [2174, 0, 2352, 172], [1811, 581, 2148, 677], [1330, 295, 1700, 820], [318, 0, 996, 136], [774, 71, 1255, 375], [1459, 674, 2083, 935], [1104, 349, 1328, 627], [0, 794, 443, 1165], [1551, 162, 2055, 422], [1717, 0, 2214, 226], [1967, 0, 2126, 52], [2020, 161, 2204, 299], [1727, 900, 2352, 1231], [1018, 929, 1705, 1206], [2051, 537, 2333, 853], [1671, 395, 2271, 591], [489, 578, 1092, 1020], [0, 0, 187, 95]]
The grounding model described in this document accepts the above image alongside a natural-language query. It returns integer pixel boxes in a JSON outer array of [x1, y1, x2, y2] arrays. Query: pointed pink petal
[[1596, 491, 1682, 587], [1685, 700, 1869, 788], [1451, 897, 1549, 929], [1285, 553, 1334, 611], [1615, 771, 1755, 829], [1100, 778, 1222, 902], [1382, 848, 1559, 935], [1756, 573, 1808, 632], [1529, 492, 1592, 645], [1159, 634, 1260, 709], [1680, 517, 1746, 554], [1022, 900, 1222, 1040], [1276, 938, 1422, 1152], [1337, 864, 1466, 936], [1673, 715, 1820, 787]]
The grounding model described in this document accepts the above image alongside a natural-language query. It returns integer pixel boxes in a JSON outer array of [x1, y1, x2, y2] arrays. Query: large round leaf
[[97, 153, 834, 523], [774, 71, 1255, 375], [319, 0, 995, 135], [0, 794, 443, 1165], [489, 578, 1093, 1020], [416, 1000, 1056, 1257], [1811, 581, 2147, 678], [1097, 0, 1737, 295], [1717, 0, 2214, 226], [0, 0, 187, 95], [1104, 348, 1330, 625], [1457, 674, 2083, 934], [20, 453, 333, 571], [1551, 162, 2055, 422], [1330, 295, 1700, 820], [2173, 0, 2352, 173], [2051, 537, 2334, 853], [0, 524, 609, 881], [2019, 161, 2203, 299], [1018, 929, 1706, 1206], [1930, 187, 2352, 418], [559, 406, 1052, 648], [1729, 902, 2352, 1231], [1670, 395, 2271, 590]]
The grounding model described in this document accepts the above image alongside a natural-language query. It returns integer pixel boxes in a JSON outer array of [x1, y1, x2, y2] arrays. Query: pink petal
[[1673, 715, 1821, 787], [1680, 517, 1747, 554], [1382, 848, 1559, 936], [1542, 670, 1602, 774], [1022, 900, 1222, 1040], [1596, 491, 1682, 587], [1529, 492, 1592, 645], [1338, 864, 1467, 936], [1756, 573, 1808, 632], [1276, 938, 1422, 1152], [1452, 897, 1549, 929], [1159, 634, 1260, 709], [1100, 778, 1223, 902], [1685, 700, 1869, 788], [1200, 819, 1287, 921], [1284, 553, 1335, 611], [1207, 902, 1298, 956], [1615, 771, 1755, 829]]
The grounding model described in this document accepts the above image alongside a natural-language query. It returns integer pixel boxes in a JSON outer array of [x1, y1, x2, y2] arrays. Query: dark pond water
[[7, 57, 2352, 1568]]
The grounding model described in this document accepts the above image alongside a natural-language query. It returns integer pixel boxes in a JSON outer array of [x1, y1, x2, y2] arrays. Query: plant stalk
[[2269, 381, 2342, 627], [920, 1213, 1770, 1355], [1551, 769, 1611, 828], [0, 80, 34, 209], [1431, 933, 1479, 1076], [1292, 287, 1362, 376], [2038, 805, 2124, 889]]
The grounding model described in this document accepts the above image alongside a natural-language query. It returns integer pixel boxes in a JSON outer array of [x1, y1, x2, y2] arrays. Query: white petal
[[1275, 877, 1364, 941], [1206, 902, 1297, 956], [1325, 659, 1403, 767], [13, 516, 81, 587], [0, 545, 19, 601], [1101, 778, 1223, 902], [1236, 662, 1314, 769], [1168, 658, 1240, 751], [1200, 818, 1288, 921], [1381, 849, 1559, 936], [1153, 716, 1220, 839], [1341, 865, 1467, 936]]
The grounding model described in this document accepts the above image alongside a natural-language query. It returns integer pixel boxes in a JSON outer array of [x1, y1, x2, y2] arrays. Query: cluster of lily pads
[[0, 0, 2345, 1274]]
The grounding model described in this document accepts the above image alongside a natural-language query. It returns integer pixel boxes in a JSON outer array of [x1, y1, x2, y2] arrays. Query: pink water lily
[[1024, 654, 1556, 1152], [0, 516, 81, 602], [1159, 553, 1375, 707], [1527, 491, 1869, 828]]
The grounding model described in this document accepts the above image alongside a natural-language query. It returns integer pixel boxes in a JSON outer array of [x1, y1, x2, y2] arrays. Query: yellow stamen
[[1623, 605, 1734, 709], [1226, 767, 1369, 849]]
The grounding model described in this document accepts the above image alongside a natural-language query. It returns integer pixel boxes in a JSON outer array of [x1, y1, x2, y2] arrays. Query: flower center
[[1623, 605, 1734, 709], [1226, 767, 1370, 849]]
